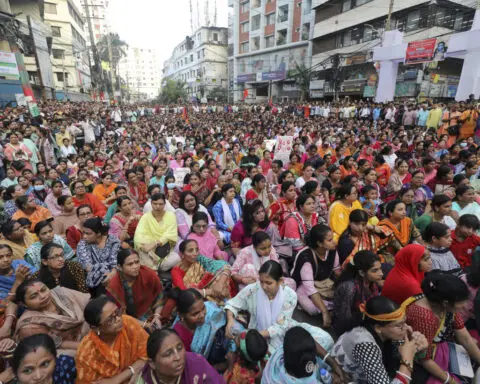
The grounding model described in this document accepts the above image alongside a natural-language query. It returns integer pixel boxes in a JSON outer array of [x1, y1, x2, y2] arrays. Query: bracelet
[[202, 289, 206, 298], [128, 365, 135, 376], [322, 352, 330, 362], [443, 372, 450, 384], [400, 359, 413, 373], [396, 371, 412, 382], [5, 314, 16, 320]]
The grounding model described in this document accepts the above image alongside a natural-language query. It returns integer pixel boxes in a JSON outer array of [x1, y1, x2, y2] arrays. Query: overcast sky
[[107, 0, 229, 68]]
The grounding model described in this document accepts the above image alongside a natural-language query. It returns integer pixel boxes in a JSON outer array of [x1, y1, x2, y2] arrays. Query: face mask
[[460, 143, 467, 148], [34, 185, 44, 191], [167, 183, 176, 190]]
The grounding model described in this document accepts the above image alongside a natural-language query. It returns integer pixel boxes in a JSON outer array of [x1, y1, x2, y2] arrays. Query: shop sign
[[237, 73, 256, 83], [447, 85, 458, 98], [405, 38, 437, 64], [363, 86, 376, 98], [0, 51, 19, 78], [345, 54, 367, 65], [395, 82, 417, 97], [310, 80, 325, 90], [310, 90, 324, 98], [262, 70, 286, 81]]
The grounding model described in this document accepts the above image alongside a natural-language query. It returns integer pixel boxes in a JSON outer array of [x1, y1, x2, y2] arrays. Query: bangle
[[5, 314, 16, 320], [322, 352, 330, 362], [400, 359, 413, 373], [396, 371, 412, 382], [443, 373, 450, 384], [128, 365, 135, 376], [203, 289, 206, 298]]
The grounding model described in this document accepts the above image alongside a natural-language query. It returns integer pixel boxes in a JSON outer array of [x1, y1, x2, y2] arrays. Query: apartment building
[[228, 0, 315, 103], [76, 0, 110, 45], [310, 0, 475, 99], [162, 26, 228, 102], [118, 46, 162, 101]]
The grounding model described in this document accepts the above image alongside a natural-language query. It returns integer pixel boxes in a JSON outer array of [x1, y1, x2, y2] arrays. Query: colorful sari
[[25, 235, 75, 268], [109, 211, 141, 240], [338, 228, 388, 269], [135, 351, 225, 384], [378, 217, 420, 264], [106, 266, 163, 321], [268, 198, 296, 228]]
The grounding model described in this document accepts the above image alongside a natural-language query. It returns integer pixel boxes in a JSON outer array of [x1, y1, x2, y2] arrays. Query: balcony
[[265, 24, 275, 36], [239, 10, 250, 23], [265, 0, 276, 14]]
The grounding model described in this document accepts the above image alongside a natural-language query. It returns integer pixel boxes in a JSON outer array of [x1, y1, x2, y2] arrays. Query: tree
[[208, 86, 227, 102], [293, 63, 311, 102], [96, 33, 127, 91], [158, 79, 187, 104]]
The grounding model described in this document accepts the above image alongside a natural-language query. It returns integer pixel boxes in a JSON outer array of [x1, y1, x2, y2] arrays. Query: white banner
[[274, 136, 293, 165], [173, 167, 190, 187], [0, 51, 19, 78]]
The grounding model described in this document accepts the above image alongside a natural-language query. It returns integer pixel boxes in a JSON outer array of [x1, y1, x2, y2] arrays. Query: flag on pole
[[243, 89, 249, 101], [182, 105, 189, 124]]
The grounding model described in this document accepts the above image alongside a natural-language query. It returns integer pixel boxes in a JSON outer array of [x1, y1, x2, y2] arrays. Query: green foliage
[[293, 63, 311, 102], [158, 79, 188, 103], [208, 86, 226, 102]]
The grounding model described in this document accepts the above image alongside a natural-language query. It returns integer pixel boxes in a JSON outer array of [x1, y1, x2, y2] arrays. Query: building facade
[[310, 0, 475, 100], [162, 26, 228, 102], [76, 0, 110, 45], [118, 46, 162, 102], [228, 0, 315, 103]]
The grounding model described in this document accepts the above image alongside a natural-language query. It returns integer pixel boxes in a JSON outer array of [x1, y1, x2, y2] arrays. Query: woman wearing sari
[[378, 199, 423, 265], [212, 184, 242, 245], [328, 183, 363, 242], [386, 159, 412, 198], [106, 249, 164, 327], [171, 239, 236, 303], [183, 171, 210, 206], [175, 191, 216, 240], [134, 193, 179, 271], [76, 296, 148, 384], [134, 328, 224, 384], [405, 272, 480, 384], [0, 244, 36, 301], [404, 171, 434, 217], [0, 220, 34, 260], [452, 185, 480, 219], [126, 170, 148, 209], [108, 196, 142, 247], [14, 279, 90, 356], [12, 196, 52, 233], [427, 165, 455, 198], [268, 181, 297, 229]]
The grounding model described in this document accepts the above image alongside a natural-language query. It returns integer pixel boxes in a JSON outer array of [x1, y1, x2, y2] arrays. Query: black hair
[[15, 279, 41, 304], [179, 239, 197, 254], [436, 165, 453, 181], [51, 180, 63, 189], [191, 211, 209, 228], [243, 199, 269, 236], [423, 222, 450, 243], [431, 195, 451, 211], [258, 260, 283, 281], [17, 218, 31, 228], [151, 193, 166, 202], [278, 170, 294, 184], [422, 156, 436, 166], [283, 327, 316, 379], [305, 224, 331, 249], [84, 295, 117, 327], [221, 183, 235, 195], [147, 184, 161, 195], [453, 174, 468, 186], [168, 288, 203, 314], [83, 217, 109, 235], [4, 185, 17, 201], [335, 183, 355, 200], [296, 194, 315, 211], [336, 251, 381, 286], [146, 329, 181, 360], [385, 199, 405, 218], [301, 180, 319, 195], [242, 329, 268, 367], [362, 296, 400, 328], [455, 185, 474, 200], [76, 204, 92, 216], [280, 181, 295, 195], [422, 272, 469, 306], [1, 220, 19, 238], [40, 242, 63, 261], [34, 219, 53, 236], [12, 334, 57, 374], [458, 214, 480, 230], [251, 173, 266, 187], [179, 191, 198, 212], [117, 248, 138, 266], [57, 195, 70, 206], [0, 244, 13, 255], [116, 196, 131, 209], [272, 159, 283, 168], [361, 185, 376, 196], [115, 185, 128, 194], [15, 196, 29, 210], [252, 231, 271, 248]]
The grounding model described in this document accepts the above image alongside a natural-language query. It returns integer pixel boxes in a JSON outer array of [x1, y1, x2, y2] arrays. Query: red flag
[[182, 106, 189, 123], [243, 89, 249, 100]]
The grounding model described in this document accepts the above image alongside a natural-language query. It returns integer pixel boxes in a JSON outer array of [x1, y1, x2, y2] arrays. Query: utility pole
[[106, 28, 115, 101], [214, 0, 217, 26], [83, 0, 104, 92], [189, 0, 194, 34], [385, 0, 395, 31], [62, 51, 67, 100], [196, 0, 200, 30]]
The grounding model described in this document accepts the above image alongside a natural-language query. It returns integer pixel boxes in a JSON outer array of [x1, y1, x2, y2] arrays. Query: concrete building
[[41, 0, 91, 99], [76, 0, 110, 45], [228, 0, 315, 103], [162, 26, 228, 102], [118, 46, 162, 102], [310, 0, 475, 100]]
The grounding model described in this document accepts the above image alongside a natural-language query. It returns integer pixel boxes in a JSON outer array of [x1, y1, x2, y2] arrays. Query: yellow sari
[[329, 200, 364, 242]]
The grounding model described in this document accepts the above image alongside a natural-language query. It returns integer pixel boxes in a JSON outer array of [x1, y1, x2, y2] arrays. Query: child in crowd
[[450, 214, 480, 269], [424, 222, 461, 274], [360, 185, 380, 226]]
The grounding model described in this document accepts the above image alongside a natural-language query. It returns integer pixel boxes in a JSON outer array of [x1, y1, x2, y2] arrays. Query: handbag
[[314, 278, 335, 300]]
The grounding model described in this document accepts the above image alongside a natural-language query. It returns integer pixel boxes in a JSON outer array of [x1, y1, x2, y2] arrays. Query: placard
[[405, 38, 437, 64], [274, 136, 293, 165], [173, 167, 190, 187]]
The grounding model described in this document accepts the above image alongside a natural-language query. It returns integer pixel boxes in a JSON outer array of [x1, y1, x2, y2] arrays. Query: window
[[265, 35, 275, 48], [241, 1, 249, 13], [278, 5, 289, 23], [406, 10, 420, 32], [52, 49, 64, 59], [251, 36, 260, 51], [51, 26, 61, 37], [197, 51, 201, 59], [213, 33, 218, 41], [44, 2, 57, 14], [277, 29, 287, 45], [251, 14, 261, 30], [266, 13, 275, 25], [241, 22, 249, 33], [240, 41, 249, 53], [190, 54, 193, 62], [342, 0, 351, 12], [56, 72, 67, 82]]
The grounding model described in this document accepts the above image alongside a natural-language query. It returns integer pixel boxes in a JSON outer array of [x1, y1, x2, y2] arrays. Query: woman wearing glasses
[[14, 279, 90, 357], [76, 295, 148, 384]]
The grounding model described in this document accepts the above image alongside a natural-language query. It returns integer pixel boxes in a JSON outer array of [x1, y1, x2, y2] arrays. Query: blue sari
[[0, 260, 37, 300]]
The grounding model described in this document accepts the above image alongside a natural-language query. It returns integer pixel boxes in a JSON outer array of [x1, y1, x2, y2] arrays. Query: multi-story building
[[118, 46, 162, 102], [162, 26, 228, 102], [76, 0, 110, 45], [310, 0, 475, 100], [228, 0, 315, 103], [42, 0, 91, 99]]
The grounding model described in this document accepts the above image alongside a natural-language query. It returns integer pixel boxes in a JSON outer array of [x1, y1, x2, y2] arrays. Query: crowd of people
[[0, 99, 478, 383]]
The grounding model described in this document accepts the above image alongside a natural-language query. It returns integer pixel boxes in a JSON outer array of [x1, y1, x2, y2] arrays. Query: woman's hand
[[102, 269, 117, 285], [242, 276, 257, 285], [328, 358, 346, 384], [0, 338, 16, 354], [15, 265, 30, 283], [398, 335, 417, 363], [0, 367, 14, 383], [225, 320, 235, 339], [322, 310, 332, 328], [411, 330, 428, 352]]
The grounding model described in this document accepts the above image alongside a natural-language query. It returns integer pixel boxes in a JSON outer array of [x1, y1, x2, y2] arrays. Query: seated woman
[[14, 279, 90, 356], [134, 328, 225, 384], [212, 183, 242, 245], [12, 196, 52, 233], [262, 326, 338, 384], [268, 181, 297, 229], [333, 251, 383, 336], [225, 261, 338, 371], [332, 296, 428, 384], [31, 243, 88, 293], [71, 180, 107, 218], [76, 217, 121, 297], [176, 191, 216, 240], [400, 187, 420, 222], [245, 174, 272, 208], [171, 239, 236, 303], [378, 199, 423, 265], [281, 194, 319, 253], [328, 183, 363, 242], [75, 296, 148, 384], [383, 244, 432, 305], [182, 171, 210, 206], [414, 195, 457, 235], [108, 196, 142, 247], [452, 185, 480, 220], [11, 334, 76, 384], [337, 209, 389, 268], [0, 244, 36, 301], [65, 204, 93, 251], [52, 196, 79, 239], [301, 180, 329, 223], [134, 193, 180, 272], [232, 232, 295, 291], [404, 171, 433, 217], [290, 225, 340, 327], [92, 172, 117, 207], [405, 272, 480, 383], [0, 220, 34, 260], [170, 288, 238, 369], [423, 222, 461, 273], [187, 212, 227, 261], [106, 248, 164, 327], [25, 220, 75, 269]]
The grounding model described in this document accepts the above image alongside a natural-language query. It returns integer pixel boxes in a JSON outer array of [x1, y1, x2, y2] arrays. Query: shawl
[[12, 206, 53, 232], [134, 211, 178, 249], [220, 198, 240, 228], [382, 244, 426, 304], [338, 229, 386, 268], [106, 266, 163, 319], [256, 285, 285, 332], [378, 217, 413, 246], [76, 315, 148, 384], [291, 247, 336, 286], [15, 287, 90, 342]]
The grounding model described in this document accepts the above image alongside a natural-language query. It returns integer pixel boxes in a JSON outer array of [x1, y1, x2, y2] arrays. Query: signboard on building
[[363, 86, 376, 98], [262, 70, 286, 81], [395, 82, 417, 97], [28, 17, 55, 89], [310, 90, 324, 98], [274, 136, 293, 165], [345, 54, 367, 65], [310, 80, 325, 90], [405, 38, 437, 64], [15, 94, 26, 106], [0, 51, 19, 78], [237, 73, 256, 83]]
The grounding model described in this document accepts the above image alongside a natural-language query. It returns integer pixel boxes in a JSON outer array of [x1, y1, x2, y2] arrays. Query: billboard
[[28, 17, 55, 89], [405, 38, 437, 64], [0, 51, 20, 78]]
